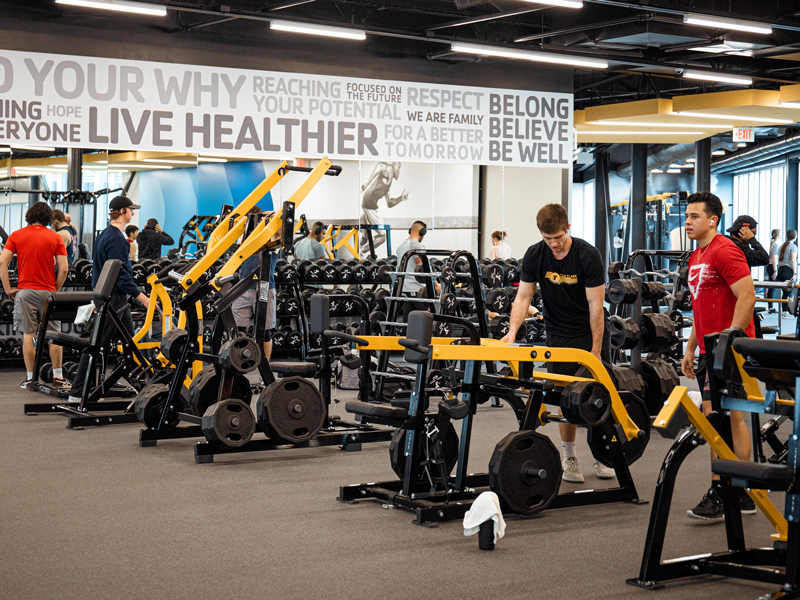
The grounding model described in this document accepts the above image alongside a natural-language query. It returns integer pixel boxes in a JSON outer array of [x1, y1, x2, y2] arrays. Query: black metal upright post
[[787, 157, 799, 232], [630, 144, 647, 252], [695, 138, 711, 193], [67, 148, 83, 243], [594, 150, 609, 268]]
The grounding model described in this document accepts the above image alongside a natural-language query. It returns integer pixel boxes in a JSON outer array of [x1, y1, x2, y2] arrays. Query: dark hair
[[686, 191, 722, 224], [51, 209, 66, 224], [772, 229, 780, 240], [312, 221, 325, 236], [26, 202, 53, 227], [411, 220, 427, 234], [779, 230, 798, 262], [491, 230, 507, 241], [125, 225, 138, 237], [536, 204, 569, 235]]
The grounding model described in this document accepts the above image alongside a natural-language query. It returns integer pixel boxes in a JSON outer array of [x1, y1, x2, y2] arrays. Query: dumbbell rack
[[273, 280, 310, 358]]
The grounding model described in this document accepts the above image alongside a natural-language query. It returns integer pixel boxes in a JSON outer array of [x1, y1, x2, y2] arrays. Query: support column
[[594, 150, 609, 267], [695, 137, 711, 193], [630, 144, 647, 252], [787, 156, 798, 232], [66, 148, 83, 244]]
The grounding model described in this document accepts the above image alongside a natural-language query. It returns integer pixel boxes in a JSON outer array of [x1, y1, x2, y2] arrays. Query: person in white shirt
[[489, 231, 512, 260]]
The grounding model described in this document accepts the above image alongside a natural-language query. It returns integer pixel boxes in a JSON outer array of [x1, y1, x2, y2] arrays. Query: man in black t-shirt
[[501, 203, 613, 484]]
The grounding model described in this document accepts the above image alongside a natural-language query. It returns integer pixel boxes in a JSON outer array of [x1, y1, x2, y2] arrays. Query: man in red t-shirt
[[680, 192, 756, 521], [0, 202, 68, 390]]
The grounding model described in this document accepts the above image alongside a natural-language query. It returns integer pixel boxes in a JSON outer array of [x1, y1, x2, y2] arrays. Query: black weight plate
[[488, 430, 562, 516], [201, 399, 256, 448], [219, 336, 261, 373], [160, 328, 188, 364], [389, 422, 459, 481], [187, 368, 253, 417], [257, 376, 325, 443], [134, 383, 181, 429], [587, 394, 650, 468], [640, 358, 680, 416]]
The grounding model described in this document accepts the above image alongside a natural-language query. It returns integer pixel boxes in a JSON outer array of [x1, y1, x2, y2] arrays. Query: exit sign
[[733, 127, 754, 143]]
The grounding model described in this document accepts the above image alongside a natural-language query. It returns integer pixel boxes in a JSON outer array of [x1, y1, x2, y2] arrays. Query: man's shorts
[[14, 289, 60, 335], [231, 287, 276, 334], [360, 207, 384, 225]]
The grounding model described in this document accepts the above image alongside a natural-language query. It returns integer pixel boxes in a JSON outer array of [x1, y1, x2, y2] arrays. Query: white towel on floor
[[463, 491, 506, 543]]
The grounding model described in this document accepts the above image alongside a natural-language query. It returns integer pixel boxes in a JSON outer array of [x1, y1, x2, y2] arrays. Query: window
[[570, 181, 595, 245], [733, 166, 786, 280]]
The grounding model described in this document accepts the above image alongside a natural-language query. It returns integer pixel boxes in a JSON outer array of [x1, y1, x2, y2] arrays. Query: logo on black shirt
[[545, 271, 578, 285]]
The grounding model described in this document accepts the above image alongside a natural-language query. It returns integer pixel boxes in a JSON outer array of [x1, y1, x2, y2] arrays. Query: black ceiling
[[11, 0, 800, 106]]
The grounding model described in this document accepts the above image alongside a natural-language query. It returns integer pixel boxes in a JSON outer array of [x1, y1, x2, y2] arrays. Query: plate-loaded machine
[[628, 330, 800, 599], [339, 310, 649, 526], [23, 261, 173, 428]]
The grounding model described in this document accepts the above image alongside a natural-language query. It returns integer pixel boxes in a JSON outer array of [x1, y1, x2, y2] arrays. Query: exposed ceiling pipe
[[615, 140, 737, 178], [711, 131, 800, 173]]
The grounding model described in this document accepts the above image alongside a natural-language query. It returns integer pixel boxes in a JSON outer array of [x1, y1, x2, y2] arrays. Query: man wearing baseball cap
[[68, 196, 150, 402], [136, 217, 175, 262], [726, 215, 769, 268]]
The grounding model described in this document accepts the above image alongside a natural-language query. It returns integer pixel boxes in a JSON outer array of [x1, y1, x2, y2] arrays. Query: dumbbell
[[368, 311, 385, 334], [276, 259, 297, 282], [503, 259, 519, 285], [5, 338, 22, 358], [132, 263, 148, 285], [317, 259, 339, 283], [280, 326, 303, 350], [369, 260, 392, 284], [373, 288, 390, 313], [490, 315, 511, 337], [351, 261, 369, 284], [63, 361, 79, 380], [300, 260, 323, 283], [481, 262, 504, 288], [159, 259, 172, 269], [41, 362, 53, 383], [337, 261, 354, 283], [277, 293, 288, 316], [485, 288, 510, 313], [0, 298, 14, 322], [674, 289, 692, 311], [360, 289, 376, 311], [66, 267, 79, 285], [272, 329, 287, 349]]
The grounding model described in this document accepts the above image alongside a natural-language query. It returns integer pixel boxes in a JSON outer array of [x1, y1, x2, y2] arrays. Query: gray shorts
[[13, 289, 60, 335], [231, 287, 276, 331]]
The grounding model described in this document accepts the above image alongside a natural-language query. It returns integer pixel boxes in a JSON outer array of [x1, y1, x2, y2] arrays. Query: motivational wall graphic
[[0, 49, 573, 167]]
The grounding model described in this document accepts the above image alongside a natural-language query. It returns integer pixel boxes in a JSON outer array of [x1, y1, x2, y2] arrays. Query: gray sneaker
[[562, 457, 585, 483], [593, 460, 616, 479]]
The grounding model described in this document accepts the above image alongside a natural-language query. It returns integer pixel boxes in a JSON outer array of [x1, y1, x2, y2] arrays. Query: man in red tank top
[[0, 202, 68, 390], [680, 192, 757, 521]]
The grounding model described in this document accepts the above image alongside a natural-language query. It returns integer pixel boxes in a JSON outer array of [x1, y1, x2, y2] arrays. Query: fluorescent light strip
[[686, 158, 696, 163], [675, 112, 795, 124], [780, 102, 800, 109], [110, 163, 172, 169], [55, 0, 167, 16], [521, 0, 582, 8], [651, 169, 664, 173], [0, 148, 11, 153], [11, 145, 56, 152], [738, 142, 747, 147], [578, 131, 705, 135], [683, 70, 752, 86], [270, 19, 366, 40], [683, 14, 772, 35], [198, 157, 228, 163], [688, 46, 753, 57], [712, 150, 726, 155], [143, 158, 197, 165], [594, 120, 732, 128], [666, 169, 682, 173], [669, 164, 694, 168], [451, 42, 607, 69], [108, 169, 131, 173]]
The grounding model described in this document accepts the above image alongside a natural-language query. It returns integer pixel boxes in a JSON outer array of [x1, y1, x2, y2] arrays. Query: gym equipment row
[[338, 309, 649, 526], [628, 329, 800, 599]]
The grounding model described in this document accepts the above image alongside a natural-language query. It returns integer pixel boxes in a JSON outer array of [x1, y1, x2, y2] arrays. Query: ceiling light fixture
[[520, 0, 583, 8], [683, 13, 772, 35], [198, 156, 228, 163], [666, 169, 682, 173], [0, 148, 11, 153], [682, 70, 753, 86], [577, 131, 705, 135], [143, 158, 197, 165], [712, 149, 727, 155], [594, 120, 732, 128], [11, 145, 57, 152], [686, 158, 696, 163], [109, 163, 172, 169], [688, 46, 753, 57], [651, 169, 664, 173], [270, 19, 366, 40], [55, 0, 167, 16], [738, 142, 747, 147], [780, 102, 800, 109], [675, 112, 795, 124], [451, 42, 608, 69]]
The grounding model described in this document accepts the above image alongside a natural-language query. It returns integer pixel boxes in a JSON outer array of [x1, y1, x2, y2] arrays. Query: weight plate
[[134, 383, 181, 429], [219, 336, 261, 373], [587, 394, 650, 468], [608, 316, 641, 351], [488, 430, 562, 516], [640, 358, 679, 416], [187, 367, 253, 417], [639, 312, 675, 353], [606, 279, 638, 304], [201, 399, 256, 448], [160, 328, 188, 364], [389, 422, 459, 482], [257, 377, 326, 443], [560, 380, 611, 427]]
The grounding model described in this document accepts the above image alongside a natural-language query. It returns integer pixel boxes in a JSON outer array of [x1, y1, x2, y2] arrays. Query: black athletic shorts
[[545, 327, 611, 377]]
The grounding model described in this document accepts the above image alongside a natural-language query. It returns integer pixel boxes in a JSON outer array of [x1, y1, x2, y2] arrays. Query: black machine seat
[[270, 361, 318, 377], [44, 331, 91, 350], [732, 338, 800, 385], [94, 260, 122, 304], [391, 388, 446, 410], [778, 334, 799, 341], [712, 459, 795, 491], [345, 401, 408, 421]]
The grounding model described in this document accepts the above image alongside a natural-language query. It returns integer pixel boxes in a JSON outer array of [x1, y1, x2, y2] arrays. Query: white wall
[[482, 166, 565, 260]]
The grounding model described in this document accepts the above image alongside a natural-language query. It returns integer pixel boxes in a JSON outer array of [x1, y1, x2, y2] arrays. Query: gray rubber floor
[[0, 359, 790, 600]]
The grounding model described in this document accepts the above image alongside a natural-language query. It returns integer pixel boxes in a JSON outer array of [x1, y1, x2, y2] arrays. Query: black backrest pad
[[404, 310, 433, 364], [94, 260, 122, 303], [310, 294, 329, 334], [733, 338, 800, 373]]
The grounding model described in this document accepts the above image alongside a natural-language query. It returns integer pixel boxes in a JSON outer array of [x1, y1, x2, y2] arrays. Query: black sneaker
[[687, 487, 724, 520], [739, 489, 757, 515]]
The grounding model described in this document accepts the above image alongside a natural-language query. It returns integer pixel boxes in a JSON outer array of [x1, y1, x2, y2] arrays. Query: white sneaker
[[67, 396, 82, 403], [561, 456, 584, 483], [593, 460, 616, 479], [19, 379, 33, 390]]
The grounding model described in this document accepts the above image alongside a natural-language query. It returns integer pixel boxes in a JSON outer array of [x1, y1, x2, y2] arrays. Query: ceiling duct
[[711, 131, 800, 174], [615, 140, 737, 178]]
